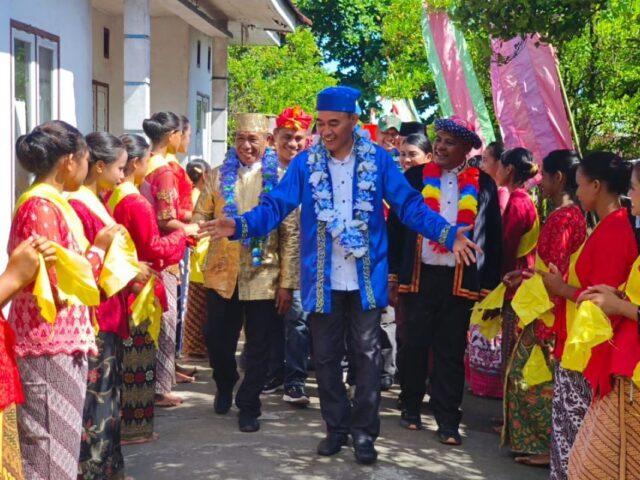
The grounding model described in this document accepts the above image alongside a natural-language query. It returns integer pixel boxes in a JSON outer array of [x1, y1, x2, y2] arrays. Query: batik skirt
[[78, 332, 124, 479], [1, 404, 24, 480], [466, 324, 503, 398], [155, 271, 177, 395], [568, 377, 640, 479], [17, 353, 88, 480], [121, 322, 157, 442], [549, 365, 592, 480], [182, 282, 208, 358], [502, 323, 553, 454]]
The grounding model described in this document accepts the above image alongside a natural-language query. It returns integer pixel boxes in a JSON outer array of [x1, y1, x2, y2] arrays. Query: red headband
[[276, 106, 313, 131]]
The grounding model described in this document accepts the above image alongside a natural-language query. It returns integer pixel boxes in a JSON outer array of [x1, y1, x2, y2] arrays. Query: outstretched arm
[[200, 153, 304, 240], [382, 153, 481, 265]]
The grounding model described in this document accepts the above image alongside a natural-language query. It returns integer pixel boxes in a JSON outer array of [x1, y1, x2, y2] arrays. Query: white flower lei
[[307, 131, 377, 258]]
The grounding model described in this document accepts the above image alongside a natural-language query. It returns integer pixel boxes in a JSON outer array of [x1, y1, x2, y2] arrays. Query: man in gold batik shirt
[[193, 113, 299, 433]]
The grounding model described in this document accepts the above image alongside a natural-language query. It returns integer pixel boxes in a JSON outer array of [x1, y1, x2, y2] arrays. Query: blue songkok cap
[[316, 86, 362, 113]]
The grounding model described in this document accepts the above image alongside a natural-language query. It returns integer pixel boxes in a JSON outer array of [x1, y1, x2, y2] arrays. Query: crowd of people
[[0, 84, 638, 480]]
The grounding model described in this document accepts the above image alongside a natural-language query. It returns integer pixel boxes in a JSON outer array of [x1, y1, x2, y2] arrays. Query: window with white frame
[[11, 21, 60, 200]]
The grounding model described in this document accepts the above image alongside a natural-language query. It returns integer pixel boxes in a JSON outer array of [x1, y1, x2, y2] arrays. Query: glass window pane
[[13, 38, 33, 134], [38, 46, 54, 122]]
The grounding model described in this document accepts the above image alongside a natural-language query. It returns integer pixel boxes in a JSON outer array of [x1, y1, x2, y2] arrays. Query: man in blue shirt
[[200, 86, 480, 465]]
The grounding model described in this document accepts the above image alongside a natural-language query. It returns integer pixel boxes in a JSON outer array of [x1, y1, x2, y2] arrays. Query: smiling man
[[387, 116, 502, 446], [200, 88, 482, 464], [192, 113, 299, 433]]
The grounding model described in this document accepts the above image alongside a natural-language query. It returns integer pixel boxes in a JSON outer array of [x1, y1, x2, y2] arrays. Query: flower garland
[[220, 147, 279, 266], [422, 161, 480, 253], [307, 130, 377, 259]]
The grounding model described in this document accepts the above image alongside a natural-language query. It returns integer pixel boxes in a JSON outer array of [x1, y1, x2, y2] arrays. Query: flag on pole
[[490, 34, 575, 164], [421, 5, 495, 148]]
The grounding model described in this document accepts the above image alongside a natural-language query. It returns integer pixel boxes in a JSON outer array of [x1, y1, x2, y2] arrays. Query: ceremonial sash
[[130, 275, 162, 347], [621, 256, 640, 388], [516, 213, 540, 258], [145, 154, 169, 177], [560, 239, 613, 372], [165, 152, 180, 165], [107, 181, 140, 212], [14, 183, 100, 323], [470, 283, 506, 341], [108, 181, 163, 345], [68, 186, 141, 296], [189, 238, 209, 284], [512, 255, 554, 329]]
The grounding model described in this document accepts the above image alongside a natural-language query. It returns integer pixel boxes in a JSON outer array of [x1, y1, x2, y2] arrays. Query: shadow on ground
[[124, 359, 549, 480]]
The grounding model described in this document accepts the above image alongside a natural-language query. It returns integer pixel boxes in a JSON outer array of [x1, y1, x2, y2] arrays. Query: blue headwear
[[316, 86, 362, 113]]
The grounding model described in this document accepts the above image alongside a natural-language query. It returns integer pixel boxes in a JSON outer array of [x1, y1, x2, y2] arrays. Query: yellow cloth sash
[[561, 300, 613, 372], [67, 186, 141, 296], [16, 183, 90, 252], [512, 255, 555, 328], [624, 256, 640, 305], [516, 213, 540, 258], [189, 238, 210, 284], [107, 181, 139, 213], [470, 283, 507, 341], [145, 154, 169, 177], [165, 152, 180, 165], [522, 344, 553, 387], [130, 276, 162, 347], [14, 184, 100, 323]]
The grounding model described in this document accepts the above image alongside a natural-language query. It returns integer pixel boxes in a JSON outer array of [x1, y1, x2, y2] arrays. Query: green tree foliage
[[295, 0, 390, 108], [228, 27, 336, 137]]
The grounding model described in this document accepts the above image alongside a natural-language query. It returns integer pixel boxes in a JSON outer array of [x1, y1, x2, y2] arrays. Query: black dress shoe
[[317, 433, 348, 456], [353, 437, 378, 465], [214, 389, 233, 414], [238, 415, 260, 433]]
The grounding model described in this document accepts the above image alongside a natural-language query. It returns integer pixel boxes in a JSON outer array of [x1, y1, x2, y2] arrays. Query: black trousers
[[309, 291, 382, 441], [398, 265, 473, 430], [204, 287, 282, 418]]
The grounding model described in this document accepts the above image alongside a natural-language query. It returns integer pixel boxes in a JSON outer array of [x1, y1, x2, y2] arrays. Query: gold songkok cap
[[235, 113, 269, 133]]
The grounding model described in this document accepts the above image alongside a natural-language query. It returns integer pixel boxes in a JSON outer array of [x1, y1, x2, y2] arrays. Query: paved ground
[[124, 359, 549, 480]]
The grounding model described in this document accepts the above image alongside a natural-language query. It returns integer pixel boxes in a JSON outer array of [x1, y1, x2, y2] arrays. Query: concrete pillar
[[210, 36, 228, 166], [123, 0, 151, 133]]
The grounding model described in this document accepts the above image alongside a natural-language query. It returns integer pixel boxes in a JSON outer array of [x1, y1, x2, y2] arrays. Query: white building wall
[[0, 0, 92, 264], [150, 17, 189, 122], [92, 7, 124, 134], [186, 27, 213, 163]]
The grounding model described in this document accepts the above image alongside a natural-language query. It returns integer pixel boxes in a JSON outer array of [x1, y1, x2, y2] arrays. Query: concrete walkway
[[124, 360, 549, 480]]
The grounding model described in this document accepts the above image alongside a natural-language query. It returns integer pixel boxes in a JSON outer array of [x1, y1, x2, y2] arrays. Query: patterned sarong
[[568, 377, 640, 479], [182, 282, 208, 358], [121, 322, 157, 441], [155, 271, 178, 395], [1, 404, 24, 480], [17, 353, 88, 480]]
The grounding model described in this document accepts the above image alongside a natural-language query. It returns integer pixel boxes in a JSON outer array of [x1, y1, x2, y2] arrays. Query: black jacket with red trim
[[387, 164, 502, 300]]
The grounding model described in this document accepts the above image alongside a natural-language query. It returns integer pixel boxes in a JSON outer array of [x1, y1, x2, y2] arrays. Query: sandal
[[176, 365, 199, 377], [436, 429, 462, 446]]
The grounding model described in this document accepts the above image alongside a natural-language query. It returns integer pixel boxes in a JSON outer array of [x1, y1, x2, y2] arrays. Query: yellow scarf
[[470, 283, 506, 341], [512, 255, 554, 329], [516, 212, 540, 258], [130, 276, 162, 347], [67, 186, 141, 296], [108, 181, 162, 345], [107, 181, 139, 213], [14, 183, 100, 323], [145, 154, 169, 177]]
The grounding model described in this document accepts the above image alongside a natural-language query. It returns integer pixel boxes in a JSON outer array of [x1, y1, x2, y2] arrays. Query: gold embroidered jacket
[[193, 163, 299, 301]]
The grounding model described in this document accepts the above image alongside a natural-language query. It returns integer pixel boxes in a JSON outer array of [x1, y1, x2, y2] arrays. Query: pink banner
[[491, 34, 574, 165]]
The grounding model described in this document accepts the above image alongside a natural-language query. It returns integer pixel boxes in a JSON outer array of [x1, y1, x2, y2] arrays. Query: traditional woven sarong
[[121, 322, 157, 441], [1, 404, 24, 480], [78, 332, 124, 479], [550, 365, 592, 480], [466, 324, 503, 398], [502, 323, 553, 454], [182, 282, 208, 358], [500, 301, 519, 380], [155, 271, 178, 395], [568, 377, 640, 479], [16, 353, 88, 480]]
